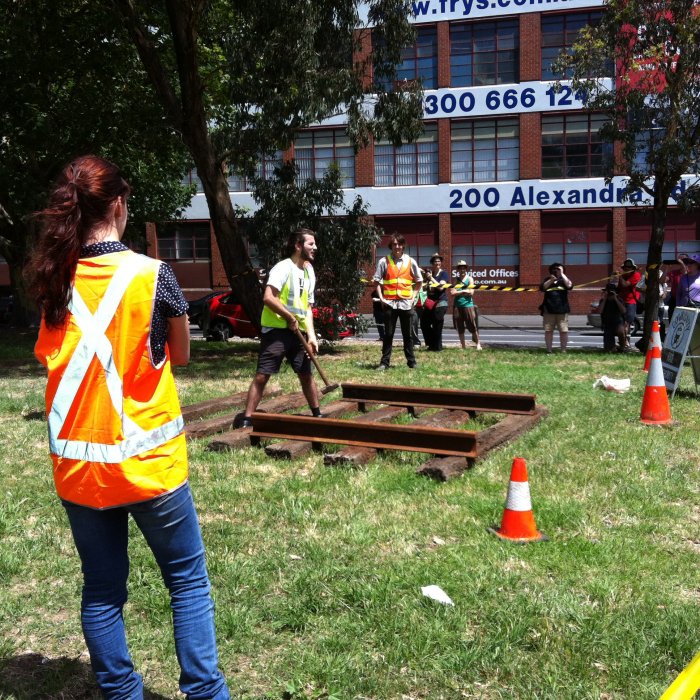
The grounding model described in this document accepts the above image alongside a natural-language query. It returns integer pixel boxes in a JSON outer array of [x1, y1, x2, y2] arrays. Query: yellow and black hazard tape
[[360, 277, 540, 292], [427, 280, 541, 292], [360, 261, 670, 294]]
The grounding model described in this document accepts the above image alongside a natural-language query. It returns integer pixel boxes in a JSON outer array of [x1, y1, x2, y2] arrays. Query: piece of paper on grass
[[421, 585, 454, 606], [593, 376, 631, 393]]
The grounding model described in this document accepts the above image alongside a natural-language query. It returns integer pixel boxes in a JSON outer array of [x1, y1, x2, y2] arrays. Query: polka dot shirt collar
[[81, 241, 129, 258]]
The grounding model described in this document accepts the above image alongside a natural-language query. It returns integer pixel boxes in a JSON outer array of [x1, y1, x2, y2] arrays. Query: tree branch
[[111, 0, 184, 132]]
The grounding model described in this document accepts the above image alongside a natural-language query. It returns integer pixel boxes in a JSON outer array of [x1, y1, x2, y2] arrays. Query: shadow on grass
[[0, 361, 45, 379], [0, 652, 170, 699]]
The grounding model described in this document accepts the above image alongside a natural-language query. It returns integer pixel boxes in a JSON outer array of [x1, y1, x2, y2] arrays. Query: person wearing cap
[[421, 253, 450, 351], [666, 256, 687, 320], [676, 253, 700, 308], [615, 258, 642, 351], [372, 233, 423, 369], [540, 262, 573, 353], [451, 260, 481, 351]]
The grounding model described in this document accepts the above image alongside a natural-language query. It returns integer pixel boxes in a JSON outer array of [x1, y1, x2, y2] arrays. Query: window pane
[[450, 20, 519, 87], [541, 11, 604, 79], [294, 130, 354, 186], [451, 118, 519, 183]]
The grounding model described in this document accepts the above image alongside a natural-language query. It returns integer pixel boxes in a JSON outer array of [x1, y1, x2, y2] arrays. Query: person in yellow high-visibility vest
[[372, 233, 423, 370], [239, 228, 322, 427], [28, 155, 229, 699]]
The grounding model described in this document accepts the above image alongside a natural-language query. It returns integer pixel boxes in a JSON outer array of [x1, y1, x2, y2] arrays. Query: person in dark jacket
[[596, 283, 627, 352], [540, 262, 572, 353], [420, 253, 450, 351]]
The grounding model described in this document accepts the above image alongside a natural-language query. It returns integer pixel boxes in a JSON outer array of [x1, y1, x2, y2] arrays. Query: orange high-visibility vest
[[34, 250, 188, 509], [382, 255, 415, 300]]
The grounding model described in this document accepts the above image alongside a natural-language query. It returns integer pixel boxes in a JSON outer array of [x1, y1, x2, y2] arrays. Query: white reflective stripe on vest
[[285, 266, 308, 317], [285, 301, 306, 316], [48, 257, 181, 463], [505, 481, 533, 512], [51, 415, 185, 463]]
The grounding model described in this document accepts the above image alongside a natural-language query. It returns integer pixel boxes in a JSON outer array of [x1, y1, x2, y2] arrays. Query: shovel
[[294, 327, 340, 394]]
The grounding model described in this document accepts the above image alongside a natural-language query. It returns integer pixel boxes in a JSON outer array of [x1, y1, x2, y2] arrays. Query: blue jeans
[[62, 483, 229, 700]]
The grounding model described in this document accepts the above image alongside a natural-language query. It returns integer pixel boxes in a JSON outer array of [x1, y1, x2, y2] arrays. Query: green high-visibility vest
[[261, 264, 310, 331]]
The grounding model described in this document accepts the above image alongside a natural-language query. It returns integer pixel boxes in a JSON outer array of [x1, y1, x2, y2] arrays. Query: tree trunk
[[640, 199, 667, 353], [186, 140, 264, 329], [113, 0, 264, 327]]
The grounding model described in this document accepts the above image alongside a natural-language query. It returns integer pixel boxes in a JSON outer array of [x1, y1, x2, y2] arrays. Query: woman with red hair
[[28, 155, 229, 699]]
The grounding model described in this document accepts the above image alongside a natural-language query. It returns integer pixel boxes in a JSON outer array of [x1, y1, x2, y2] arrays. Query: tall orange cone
[[640, 345, 673, 425], [489, 457, 547, 543], [643, 320, 662, 371]]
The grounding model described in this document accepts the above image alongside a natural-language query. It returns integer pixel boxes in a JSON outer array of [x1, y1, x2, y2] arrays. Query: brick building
[[145, 0, 700, 315]]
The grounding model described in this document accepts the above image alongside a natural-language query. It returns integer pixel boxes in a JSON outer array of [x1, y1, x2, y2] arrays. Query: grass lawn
[[0, 329, 698, 700]]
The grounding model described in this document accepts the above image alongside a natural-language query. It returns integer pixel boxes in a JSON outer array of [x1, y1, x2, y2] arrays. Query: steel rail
[[251, 413, 477, 457], [340, 383, 536, 414]]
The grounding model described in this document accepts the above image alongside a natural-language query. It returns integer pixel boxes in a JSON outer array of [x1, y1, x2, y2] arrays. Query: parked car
[[586, 300, 667, 336], [205, 290, 356, 342], [186, 291, 221, 329]]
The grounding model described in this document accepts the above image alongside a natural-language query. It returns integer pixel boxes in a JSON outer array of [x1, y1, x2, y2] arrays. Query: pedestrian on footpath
[[615, 258, 642, 351], [29, 155, 230, 699], [540, 262, 572, 353], [372, 233, 423, 370], [239, 228, 323, 426], [596, 282, 627, 352], [675, 253, 700, 308], [451, 260, 482, 351], [421, 253, 450, 351]]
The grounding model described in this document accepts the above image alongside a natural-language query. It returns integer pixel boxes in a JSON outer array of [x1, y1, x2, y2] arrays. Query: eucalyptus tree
[[111, 0, 423, 323], [558, 0, 700, 345], [0, 2, 193, 324]]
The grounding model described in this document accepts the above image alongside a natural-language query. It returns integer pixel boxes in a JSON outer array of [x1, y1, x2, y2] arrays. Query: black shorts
[[256, 328, 312, 375]]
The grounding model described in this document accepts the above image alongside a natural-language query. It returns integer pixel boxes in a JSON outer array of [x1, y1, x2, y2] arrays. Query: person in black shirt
[[540, 262, 573, 353], [596, 283, 626, 352]]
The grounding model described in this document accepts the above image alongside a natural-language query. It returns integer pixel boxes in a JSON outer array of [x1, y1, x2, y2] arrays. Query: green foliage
[[112, 0, 424, 324], [247, 162, 380, 338], [187, 0, 425, 162], [0, 1, 193, 321], [557, 0, 700, 201]]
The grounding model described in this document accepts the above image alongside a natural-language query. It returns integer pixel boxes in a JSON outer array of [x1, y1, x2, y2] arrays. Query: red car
[[204, 291, 356, 341]]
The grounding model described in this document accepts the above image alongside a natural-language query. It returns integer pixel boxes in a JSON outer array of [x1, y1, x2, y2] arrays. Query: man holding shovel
[[238, 228, 323, 428]]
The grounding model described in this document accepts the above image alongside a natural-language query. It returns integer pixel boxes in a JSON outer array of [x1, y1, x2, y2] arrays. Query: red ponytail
[[27, 155, 130, 327]]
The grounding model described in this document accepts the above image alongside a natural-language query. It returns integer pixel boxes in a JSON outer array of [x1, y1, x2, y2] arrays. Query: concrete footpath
[[359, 314, 590, 330], [476, 314, 589, 329]]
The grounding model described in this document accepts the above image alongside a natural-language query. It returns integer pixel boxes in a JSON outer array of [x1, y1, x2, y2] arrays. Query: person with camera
[[451, 260, 482, 351], [539, 262, 572, 353], [597, 283, 627, 352], [676, 253, 700, 308], [615, 258, 642, 350], [421, 253, 450, 351]]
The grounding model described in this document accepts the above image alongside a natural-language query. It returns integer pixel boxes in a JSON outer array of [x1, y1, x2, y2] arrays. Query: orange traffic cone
[[640, 345, 673, 425], [489, 457, 547, 543], [643, 320, 662, 371]]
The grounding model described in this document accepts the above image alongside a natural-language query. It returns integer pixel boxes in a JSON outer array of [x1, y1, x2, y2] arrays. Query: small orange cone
[[489, 457, 547, 543], [643, 320, 662, 371], [640, 345, 673, 425]]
